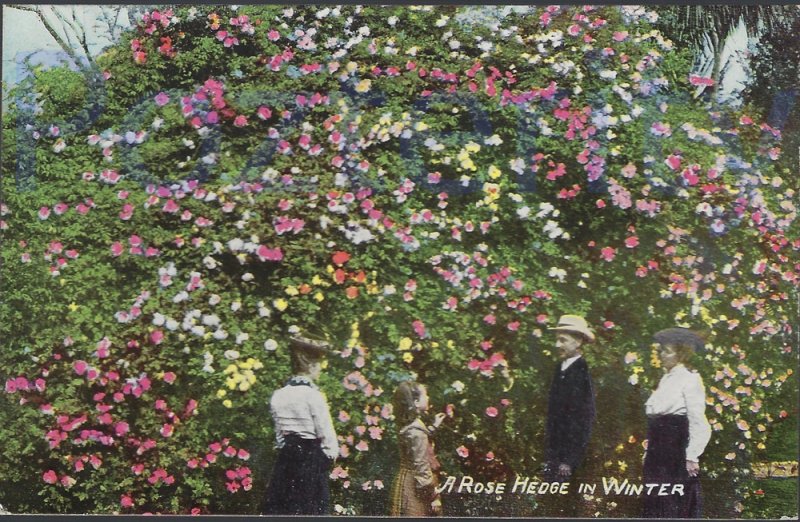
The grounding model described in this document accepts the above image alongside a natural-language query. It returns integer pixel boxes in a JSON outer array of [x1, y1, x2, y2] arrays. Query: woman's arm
[[310, 390, 339, 460], [683, 373, 712, 465], [408, 429, 436, 496]]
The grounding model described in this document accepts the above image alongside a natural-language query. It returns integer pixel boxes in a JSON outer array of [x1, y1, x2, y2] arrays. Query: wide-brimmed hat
[[549, 315, 595, 343], [653, 327, 705, 352], [289, 331, 331, 357]]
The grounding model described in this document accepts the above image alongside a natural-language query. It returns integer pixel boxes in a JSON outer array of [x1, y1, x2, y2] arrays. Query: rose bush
[[1, 5, 797, 516]]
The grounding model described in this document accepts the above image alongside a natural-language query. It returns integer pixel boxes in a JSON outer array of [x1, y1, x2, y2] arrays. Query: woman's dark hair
[[392, 381, 423, 427], [653, 328, 705, 364]]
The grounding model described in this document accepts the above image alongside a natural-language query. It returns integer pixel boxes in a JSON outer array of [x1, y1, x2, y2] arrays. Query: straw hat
[[549, 315, 596, 343]]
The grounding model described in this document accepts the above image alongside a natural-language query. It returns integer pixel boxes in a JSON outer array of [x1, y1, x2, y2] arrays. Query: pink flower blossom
[[256, 245, 284, 261], [456, 445, 469, 458], [612, 31, 628, 41], [38, 207, 51, 220], [257, 106, 272, 120], [486, 406, 499, 417], [600, 247, 616, 262], [43, 470, 58, 484], [154, 92, 170, 106], [163, 372, 176, 384], [150, 330, 164, 345], [121, 495, 134, 508], [115, 422, 129, 436], [412, 320, 427, 338], [73, 360, 88, 375]]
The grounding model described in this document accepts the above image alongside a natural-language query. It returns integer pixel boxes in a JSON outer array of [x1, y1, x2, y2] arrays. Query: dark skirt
[[263, 434, 332, 515], [642, 414, 702, 518]]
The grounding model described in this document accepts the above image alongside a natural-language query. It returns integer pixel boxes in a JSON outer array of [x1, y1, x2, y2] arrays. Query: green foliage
[[0, 4, 797, 517]]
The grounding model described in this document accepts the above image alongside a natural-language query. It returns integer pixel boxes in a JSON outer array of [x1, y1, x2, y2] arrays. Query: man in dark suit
[[544, 315, 596, 482]]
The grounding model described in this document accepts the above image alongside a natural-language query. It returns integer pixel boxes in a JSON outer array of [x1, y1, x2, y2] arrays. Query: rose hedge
[[1, 5, 797, 516]]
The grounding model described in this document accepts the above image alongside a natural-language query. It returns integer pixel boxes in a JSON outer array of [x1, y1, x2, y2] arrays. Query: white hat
[[549, 315, 595, 343]]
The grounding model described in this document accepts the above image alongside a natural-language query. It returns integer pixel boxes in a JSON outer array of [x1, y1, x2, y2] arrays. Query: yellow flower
[[415, 121, 429, 131], [312, 275, 323, 285], [355, 79, 372, 93], [465, 142, 480, 153], [618, 461, 628, 472], [238, 381, 251, 392], [398, 337, 413, 351], [216, 389, 227, 398], [460, 157, 476, 171], [223, 364, 237, 375], [68, 302, 79, 312], [488, 165, 502, 180], [223, 399, 233, 408], [402, 352, 414, 363], [226, 378, 238, 390], [314, 292, 324, 302], [273, 298, 288, 311], [285, 286, 299, 296], [346, 61, 358, 73]]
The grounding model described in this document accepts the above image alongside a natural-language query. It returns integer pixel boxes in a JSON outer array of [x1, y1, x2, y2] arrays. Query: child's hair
[[392, 381, 423, 427]]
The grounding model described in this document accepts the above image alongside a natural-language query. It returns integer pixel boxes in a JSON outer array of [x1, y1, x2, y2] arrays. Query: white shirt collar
[[663, 363, 688, 377], [561, 354, 582, 371]]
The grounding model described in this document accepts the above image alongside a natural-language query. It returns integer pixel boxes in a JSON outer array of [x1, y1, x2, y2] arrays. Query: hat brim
[[549, 326, 595, 343], [290, 335, 331, 353]]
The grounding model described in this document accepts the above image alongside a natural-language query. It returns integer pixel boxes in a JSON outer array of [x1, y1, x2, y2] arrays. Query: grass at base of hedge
[[740, 477, 799, 519]]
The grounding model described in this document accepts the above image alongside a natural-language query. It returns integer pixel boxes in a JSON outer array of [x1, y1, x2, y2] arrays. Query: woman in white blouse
[[263, 332, 338, 515], [643, 328, 711, 518]]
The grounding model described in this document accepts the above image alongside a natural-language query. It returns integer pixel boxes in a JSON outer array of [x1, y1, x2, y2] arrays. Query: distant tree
[[654, 6, 792, 102], [742, 7, 800, 173], [6, 5, 153, 72]]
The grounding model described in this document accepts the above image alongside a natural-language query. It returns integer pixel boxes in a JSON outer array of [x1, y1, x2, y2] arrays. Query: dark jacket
[[545, 356, 596, 471]]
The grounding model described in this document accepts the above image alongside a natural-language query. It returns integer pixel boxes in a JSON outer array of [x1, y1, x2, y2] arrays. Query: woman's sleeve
[[310, 390, 339, 460], [683, 373, 712, 462], [407, 429, 436, 497], [269, 395, 285, 448]]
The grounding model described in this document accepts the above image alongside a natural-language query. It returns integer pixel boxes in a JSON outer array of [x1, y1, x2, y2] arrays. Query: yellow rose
[[355, 79, 372, 93], [398, 337, 413, 351], [273, 298, 288, 311], [402, 352, 414, 363], [488, 165, 502, 179], [223, 399, 233, 408]]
